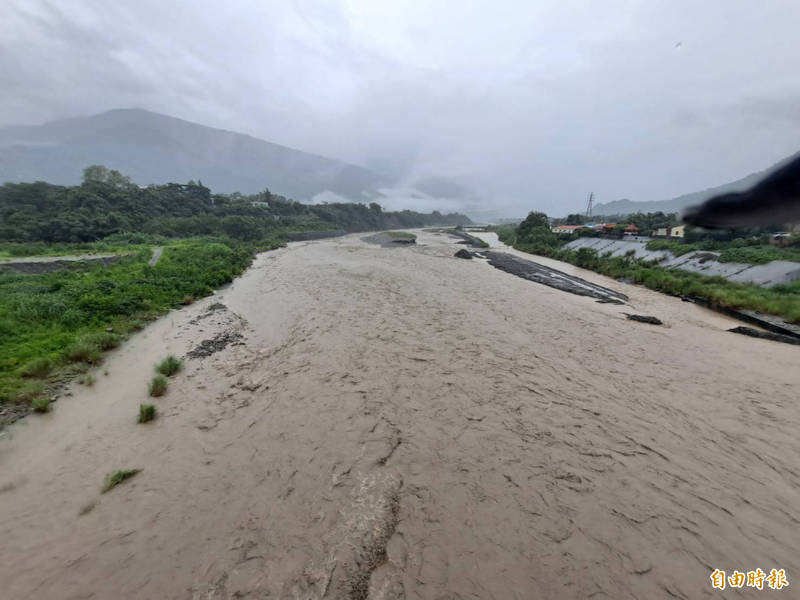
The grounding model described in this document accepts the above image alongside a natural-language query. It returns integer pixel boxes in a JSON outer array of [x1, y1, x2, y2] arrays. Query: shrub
[[19, 357, 53, 378], [65, 341, 103, 364], [82, 332, 121, 350], [102, 469, 140, 493], [31, 396, 50, 413], [156, 355, 183, 377], [138, 403, 156, 423], [126, 319, 145, 332], [148, 374, 168, 397], [16, 380, 45, 403], [79, 373, 96, 386]]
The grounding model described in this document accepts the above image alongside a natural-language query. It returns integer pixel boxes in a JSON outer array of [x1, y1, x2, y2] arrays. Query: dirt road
[[1, 231, 798, 599]]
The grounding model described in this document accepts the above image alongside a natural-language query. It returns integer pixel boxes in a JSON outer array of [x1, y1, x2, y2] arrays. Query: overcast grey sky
[[3, 0, 800, 215]]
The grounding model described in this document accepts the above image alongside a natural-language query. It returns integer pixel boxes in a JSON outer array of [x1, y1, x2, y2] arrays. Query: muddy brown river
[[0, 231, 797, 599]]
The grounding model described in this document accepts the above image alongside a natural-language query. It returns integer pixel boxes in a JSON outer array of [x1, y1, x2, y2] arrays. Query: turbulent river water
[[0, 231, 797, 599]]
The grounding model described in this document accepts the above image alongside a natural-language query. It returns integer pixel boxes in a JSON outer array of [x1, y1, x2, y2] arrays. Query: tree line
[[0, 166, 471, 242]]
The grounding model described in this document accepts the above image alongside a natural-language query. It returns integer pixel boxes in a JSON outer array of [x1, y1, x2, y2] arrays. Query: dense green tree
[[565, 213, 585, 225], [0, 167, 471, 243], [515, 211, 557, 249]]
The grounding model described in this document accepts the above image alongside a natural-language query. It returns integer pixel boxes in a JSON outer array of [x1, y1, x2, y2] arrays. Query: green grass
[[156, 355, 183, 377], [79, 373, 96, 386], [513, 242, 800, 324], [646, 239, 800, 264], [82, 332, 121, 351], [102, 469, 140, 493], [31, 396, 50, 413], [148, 375, 168, 397], [65, 341, 103, 365], [19, 357, 53, 378], [0, 237, 163, 260], [16, 380, 44, 403], [717, 245, 800, 265], [138, 403, 156, 423], [0, 237, 281, 421], [645, 239, 703, 256]]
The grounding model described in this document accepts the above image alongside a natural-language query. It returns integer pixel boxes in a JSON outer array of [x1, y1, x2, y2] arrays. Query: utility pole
[[585, 192, 594, 218]]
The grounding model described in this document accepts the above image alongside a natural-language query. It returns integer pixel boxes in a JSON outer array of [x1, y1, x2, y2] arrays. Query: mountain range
[[1, 108, 796, 219], [592, 150, 800, 217], [0, 109, 470, 207]]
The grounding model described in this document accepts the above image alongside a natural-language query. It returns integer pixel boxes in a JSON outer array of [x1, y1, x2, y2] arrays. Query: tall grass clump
[[82, 332, 121, 350], [31, 396, 51, 413], [156, 355, 183, 377], [65, 341, 103, 364], [138, 403, 156, 423], [148, 374, 168, 397], [19, 357, 53, 378], [16, 380, 45, 403]]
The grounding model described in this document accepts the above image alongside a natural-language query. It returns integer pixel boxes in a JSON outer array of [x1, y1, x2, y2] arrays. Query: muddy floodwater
[[0, 231, 797, 599]]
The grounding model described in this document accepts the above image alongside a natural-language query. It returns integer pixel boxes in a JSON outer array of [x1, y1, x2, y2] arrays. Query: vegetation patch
[[82, 332, 121, 351], [148, 375, 168, 397], [0, 238, 276, 424], [138, 403, 156, 423], [19, 357, 53, 378], [501, 212, 800, 324], [646, 238, 800, 264], [16, 380, 45, 403], [102, 469, 141, 493], [156, 355, 183, 377], [65, 341, 103, 365], [31, 396, 50, 413]]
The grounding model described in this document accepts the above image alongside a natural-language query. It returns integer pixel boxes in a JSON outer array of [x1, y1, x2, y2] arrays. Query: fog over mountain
[[3, 1, 800, 218], [0, 108, 480, 214], [592, 150, 800, 217]]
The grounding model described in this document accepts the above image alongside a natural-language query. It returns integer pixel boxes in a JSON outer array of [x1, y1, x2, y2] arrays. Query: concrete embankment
[[565, 237, 800, 287]]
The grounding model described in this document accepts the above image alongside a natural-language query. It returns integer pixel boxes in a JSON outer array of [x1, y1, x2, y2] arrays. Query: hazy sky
[[3, 0, 800, 216]]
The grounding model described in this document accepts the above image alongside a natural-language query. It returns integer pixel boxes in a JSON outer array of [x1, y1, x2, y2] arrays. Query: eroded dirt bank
[[0, 231, 798, 599]]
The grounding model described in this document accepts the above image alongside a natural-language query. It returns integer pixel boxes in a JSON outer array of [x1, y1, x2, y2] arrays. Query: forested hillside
[[0, 166, 470, 243]]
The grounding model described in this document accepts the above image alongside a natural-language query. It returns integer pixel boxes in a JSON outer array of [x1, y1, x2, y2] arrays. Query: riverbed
[[0, 231, 797, 599]]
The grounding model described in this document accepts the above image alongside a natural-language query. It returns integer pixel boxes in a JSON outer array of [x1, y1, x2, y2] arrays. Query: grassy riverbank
[[495, 225, 800, 324], [645, 238, 800, 264], [0, 237, 280, 423]]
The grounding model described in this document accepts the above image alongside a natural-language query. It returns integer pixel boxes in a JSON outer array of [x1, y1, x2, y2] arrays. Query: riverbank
[[489, 229, 800, 324], [1, 231, 797, 599], [0, 237, 281, 425]]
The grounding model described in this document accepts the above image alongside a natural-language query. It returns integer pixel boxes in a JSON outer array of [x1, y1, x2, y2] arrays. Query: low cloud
[[3, 0, 800, 217]]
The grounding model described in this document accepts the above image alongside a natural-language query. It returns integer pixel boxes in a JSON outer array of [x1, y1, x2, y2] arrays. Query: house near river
[[652, 225, 686, 238]]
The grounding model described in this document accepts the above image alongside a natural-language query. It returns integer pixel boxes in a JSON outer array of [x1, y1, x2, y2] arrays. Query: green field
[[0, 237, 279, 422], [645, 238, 800, 264]]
